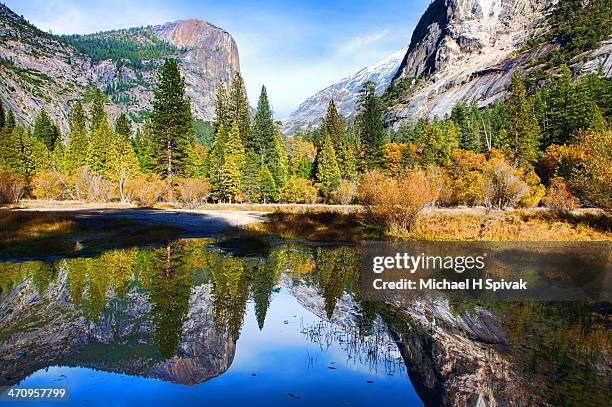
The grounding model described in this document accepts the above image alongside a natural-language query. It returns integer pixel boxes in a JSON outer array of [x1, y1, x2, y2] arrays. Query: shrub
[[518, 170, 546, 208], [482, 159, 528, 209], [126, 175, 165, 207], [569, 129, 611, 209], [335, 179, 357, 205], [357, 170, 438, 234], [176, 178, 211, 208], [0, 171, 24, 204], [543, 177, 579, 214], [279, 178, 319, 204], [72, 166, 114, 202], [32, 170, 69, 200]]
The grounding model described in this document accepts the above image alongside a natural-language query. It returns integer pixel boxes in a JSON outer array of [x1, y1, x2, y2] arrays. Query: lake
[[0, 238, 609, 406]]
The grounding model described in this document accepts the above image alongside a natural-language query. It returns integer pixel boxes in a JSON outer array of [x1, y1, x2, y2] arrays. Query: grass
[[247, 208, 612, 242], [0, 209, 181, 261]]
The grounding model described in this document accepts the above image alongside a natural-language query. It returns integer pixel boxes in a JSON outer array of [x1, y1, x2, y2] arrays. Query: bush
[[126, 175, 165, 207], [543, 177, 579, 214], [569, 129, 611, 209], [482, 159, 528, 209], [335, 179, 357, 205], [357, 170, 438, 234], [518, 170, 546, 208], [176, 178, 211, 208], [0, 171, 24, 204], [279, 178, 319, 204], [32, 170, 69, 200], [72, 166, 114, 202]]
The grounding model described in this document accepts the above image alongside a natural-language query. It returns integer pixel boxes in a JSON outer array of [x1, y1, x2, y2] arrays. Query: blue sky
[[5, 0, 430, 118]]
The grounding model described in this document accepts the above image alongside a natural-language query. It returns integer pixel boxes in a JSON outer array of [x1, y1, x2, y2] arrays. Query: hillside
[[0, 4, 240, 132], [383, 0, 611, 129]]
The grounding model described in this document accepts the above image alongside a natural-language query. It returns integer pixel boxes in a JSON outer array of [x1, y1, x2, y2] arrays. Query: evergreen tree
[[267, 130, 289, 188], [323, 100, 357, 178], [229, 72, 251, 145], [4, 110, 15, 134], [150, 58, 196, 198], [506, 72, 542, 168], [114, 112, 132, 140], [32, 110, 59, 150], [213, 81, 230, 134], [242, 149, 262, 202], [355, 81, 386, 169], [258, 164, 277, 204], [0, 124, 21, 173], [450, 100, 482, 152], [66, 100, 89, 172], [208, 122, 229, 200], [133, 122, 155, 173], [418, 121, 459, 166], [89, 87, 107, 132], [219, 122, 245, 202], [88, 120, 114, 175], [252, 86, 274, 158], [315, 133, 341, 199]]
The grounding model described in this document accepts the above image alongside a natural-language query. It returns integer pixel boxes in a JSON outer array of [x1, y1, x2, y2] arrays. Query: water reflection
[[0, 239, 609, 406]]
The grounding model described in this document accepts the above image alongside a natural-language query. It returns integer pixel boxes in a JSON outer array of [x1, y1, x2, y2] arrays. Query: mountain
[[383, 0, 611, 128], [282, 48, 407, 135], [0, 4, 240, 133]]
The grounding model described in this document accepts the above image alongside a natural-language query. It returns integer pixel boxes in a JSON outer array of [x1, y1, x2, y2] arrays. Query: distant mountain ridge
[[282, 48, 407, 135], [0, 4, 240, 133]]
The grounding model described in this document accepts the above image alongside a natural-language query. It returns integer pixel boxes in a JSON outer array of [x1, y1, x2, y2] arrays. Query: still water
[[0, 239, 609, 406]]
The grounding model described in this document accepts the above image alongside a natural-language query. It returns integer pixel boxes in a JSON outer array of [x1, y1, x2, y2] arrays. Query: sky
[[4, 0, 430, 118]]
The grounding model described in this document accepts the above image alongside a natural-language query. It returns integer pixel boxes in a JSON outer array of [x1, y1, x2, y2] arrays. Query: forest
[[0, 53, 610, 234]]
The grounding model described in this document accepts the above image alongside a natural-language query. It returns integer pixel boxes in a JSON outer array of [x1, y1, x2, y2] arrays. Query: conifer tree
[[208, 122, 229, 200], [114, 112, 132, 140], [213, 81, 230, 134], [355, 81, 386, 169], [4, 110, 15, 134], [0, 124, 21, 173], [133, 122, 155, 173], [506, 72, 542, 168], [258, 164, 277, 204], [66, 100, 89, 172], [242, 149, 262, 202], [315, 133, 341, 199], [150, 59, 196, 198], [219, 122, 245, 202], [229, 72, 251, 145], [32, 110, 59, 150], [323, 100, 357, 178], [252, 86, 274, 157], [88, 120, 114, 175], [89, 88, 107, 132], [267, 130, 288, 188]]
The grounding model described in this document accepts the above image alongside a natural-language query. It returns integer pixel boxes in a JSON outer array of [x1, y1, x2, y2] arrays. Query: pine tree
[[66, 100, 89, 172], [242, 149, 262, 202], [88, 120, 114, 175], [450, 100, 482, 152], [150, 59, 196, 199], [32, 110, 59, 150], [315, 133, 341, 199], [133, 122, 155, 173], [208, 122, 229, 200], [252, 85, 274, 158], [0, 124, 21, 173], [229, 72, 251, 146], [219, 122, 245, 202], [258, 164, 277, 204], [355, 81, 386, 169], [267, 130, 289, 188], [418, 121, 459, 166], [213, 81, 230, 134], [89, 87, 107, 132], [506, 72, 542, 168], [4, 110, 15, 134], [114, 112, 132, 140], [323, 100, 357, 178]]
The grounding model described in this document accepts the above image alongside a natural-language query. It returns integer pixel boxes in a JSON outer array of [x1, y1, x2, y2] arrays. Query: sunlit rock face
[[0, 269, 235, 387], [385, 0, 610, 128], [0, 4, 240, 133]]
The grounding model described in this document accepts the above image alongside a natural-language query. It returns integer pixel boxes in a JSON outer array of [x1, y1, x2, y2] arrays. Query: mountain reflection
[[0, 239, 609, 406]]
